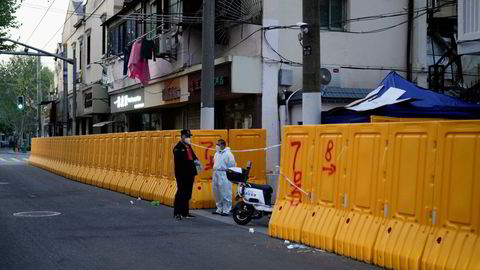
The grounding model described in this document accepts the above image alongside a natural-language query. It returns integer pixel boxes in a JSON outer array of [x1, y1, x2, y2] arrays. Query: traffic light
[[17, 96, 24, 110]]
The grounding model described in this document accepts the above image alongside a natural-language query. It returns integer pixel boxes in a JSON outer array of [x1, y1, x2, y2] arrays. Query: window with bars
[[107, 21, 127, 56], [320, 0, 347, 31]]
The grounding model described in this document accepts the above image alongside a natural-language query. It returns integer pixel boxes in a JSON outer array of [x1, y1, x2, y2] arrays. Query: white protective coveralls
[[212, 147, 236, 214]]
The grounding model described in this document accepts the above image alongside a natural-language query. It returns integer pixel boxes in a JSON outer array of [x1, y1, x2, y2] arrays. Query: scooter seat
[[247, 183, 273, 194]]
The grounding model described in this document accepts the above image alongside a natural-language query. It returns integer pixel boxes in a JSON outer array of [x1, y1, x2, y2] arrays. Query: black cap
[[181, 129, 192, 137]]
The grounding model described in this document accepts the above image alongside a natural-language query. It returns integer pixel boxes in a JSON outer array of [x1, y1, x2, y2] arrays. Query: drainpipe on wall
[[406, 0, 414, 81]]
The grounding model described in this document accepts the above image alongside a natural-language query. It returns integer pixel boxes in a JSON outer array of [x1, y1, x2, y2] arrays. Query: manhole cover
[[13, 211, 61, 217]]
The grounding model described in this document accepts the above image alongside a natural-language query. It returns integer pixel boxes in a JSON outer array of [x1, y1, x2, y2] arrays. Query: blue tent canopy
[[322, 72, 480, 124]]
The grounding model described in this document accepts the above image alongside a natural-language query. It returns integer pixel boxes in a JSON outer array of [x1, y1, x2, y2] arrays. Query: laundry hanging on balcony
[[141, 38, 156, 61], [127, 39, 150, 85]]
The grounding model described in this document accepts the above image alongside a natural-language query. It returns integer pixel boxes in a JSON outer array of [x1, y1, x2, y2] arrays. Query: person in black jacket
[[173, 129, 199, 220]]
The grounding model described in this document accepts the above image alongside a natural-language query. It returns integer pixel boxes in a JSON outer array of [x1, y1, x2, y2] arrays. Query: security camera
[[296, 22, 309, 34], [296, 22, 308, 28]]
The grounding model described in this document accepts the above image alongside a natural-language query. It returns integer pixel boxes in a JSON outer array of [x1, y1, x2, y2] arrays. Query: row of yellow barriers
[[269, 120, 480, 270], [29, 129, 267, 209]]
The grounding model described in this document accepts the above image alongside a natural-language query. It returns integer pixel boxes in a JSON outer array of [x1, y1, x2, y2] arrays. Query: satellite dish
[[319, 68, 331, 85]]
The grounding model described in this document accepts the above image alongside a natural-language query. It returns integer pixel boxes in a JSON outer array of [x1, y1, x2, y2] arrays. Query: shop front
[[110, 56, 262, 132]]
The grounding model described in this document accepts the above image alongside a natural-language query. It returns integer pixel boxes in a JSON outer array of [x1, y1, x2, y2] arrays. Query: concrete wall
[[268, 0, 429, 90]]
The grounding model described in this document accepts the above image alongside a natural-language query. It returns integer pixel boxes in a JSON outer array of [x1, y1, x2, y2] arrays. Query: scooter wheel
[[232, 203, 253, 226]]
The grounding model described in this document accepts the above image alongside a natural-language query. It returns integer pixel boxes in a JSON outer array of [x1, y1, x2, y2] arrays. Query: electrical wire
[[41, 1, 84, 49], [24, 0, 57, 44]]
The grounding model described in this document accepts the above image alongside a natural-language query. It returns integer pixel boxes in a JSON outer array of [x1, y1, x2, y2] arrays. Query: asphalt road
[[0, 155, 379, 270]]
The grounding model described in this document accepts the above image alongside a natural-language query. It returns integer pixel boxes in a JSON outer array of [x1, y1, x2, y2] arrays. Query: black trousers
[[173, 175, 195, 217]]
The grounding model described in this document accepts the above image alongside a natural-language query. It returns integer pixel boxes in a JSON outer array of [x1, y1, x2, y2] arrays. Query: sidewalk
[[0, 148, 30, 155], [191, 209, 269, 235]]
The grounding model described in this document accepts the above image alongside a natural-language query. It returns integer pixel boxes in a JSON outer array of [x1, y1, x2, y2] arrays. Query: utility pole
[[63, 44, 68, 136], [72, 58, 77, 135], [200, 0, 215, 130], [406, 0, 414, 82], [37, 56, 42, 137], [302, 0, 322, 124]]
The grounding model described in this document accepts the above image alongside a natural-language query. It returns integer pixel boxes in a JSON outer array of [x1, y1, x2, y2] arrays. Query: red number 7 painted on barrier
[[290, 141, 302, 206], [201, 141, 214, 171]]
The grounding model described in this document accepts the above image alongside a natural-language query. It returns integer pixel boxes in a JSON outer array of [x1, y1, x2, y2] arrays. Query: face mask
[[216, 146, 221, 152], [184, 138, 191, 144]]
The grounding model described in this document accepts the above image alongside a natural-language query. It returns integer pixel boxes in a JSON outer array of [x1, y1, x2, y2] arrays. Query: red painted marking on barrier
[[325, 140, 334, 162], [322, 163, 336, 175], [200, 141, 214, 171], [291, 171, 302, 206], [291, 141, 301, 170], [323, 140, 336, 176], [290, 141, 302, 206]]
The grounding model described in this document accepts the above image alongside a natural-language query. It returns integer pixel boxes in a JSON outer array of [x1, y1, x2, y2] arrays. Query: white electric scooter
[[227, 161, 273, 225]]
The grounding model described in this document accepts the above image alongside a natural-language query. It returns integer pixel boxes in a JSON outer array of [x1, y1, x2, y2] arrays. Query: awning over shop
[[92, 121, 114, 127]]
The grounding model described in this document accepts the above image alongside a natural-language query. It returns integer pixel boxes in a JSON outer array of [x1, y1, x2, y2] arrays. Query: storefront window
[[223, 96, 259, 129], [142, 113, 151, 130], [151, 112, 162, 130]]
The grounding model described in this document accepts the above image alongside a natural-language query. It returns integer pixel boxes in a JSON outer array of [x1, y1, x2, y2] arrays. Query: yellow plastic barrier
[[78, 135, 92, 183], [73, 136, 86, 181], [64, 137, 73, 179], [140, 131, 160, 200], [116, 133, 134, 193], [267, 120, 480, 270], [268, 126, 316, 243], [103, 134, 116, 189], [31, 129, 269, 211], [228, 129, 267, 205], [65, 136, 74, 178], [160, 131, 179, 207], [87, 135, 101, 185], [301, 124, 348, 252], [188, 130, 228, 209], [105, 133, 124, 190], [421, 121, 480, 270], [124, 132, 142, 195], [97, 134, 111, 188], [371, 115, 444, 123], [130, 132, 150, 197], [151, 131, 167, 202], [148, 132, 163, 200], [373, 122, 437, 269], [93, 134, 108, 187], [334, 123, 388, 263]]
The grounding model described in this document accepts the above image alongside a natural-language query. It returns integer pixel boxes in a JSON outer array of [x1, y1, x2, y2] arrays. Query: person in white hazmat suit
[[212, 139, 236, 216]]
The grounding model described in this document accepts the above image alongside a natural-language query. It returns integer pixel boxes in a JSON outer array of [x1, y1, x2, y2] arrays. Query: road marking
[[10, 158, 20, 162], [13, 211, 61, 217], [0, 158, 7, 162]]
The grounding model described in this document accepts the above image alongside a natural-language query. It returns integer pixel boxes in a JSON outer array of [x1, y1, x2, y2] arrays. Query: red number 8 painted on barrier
[[325, 140, 334, 162]]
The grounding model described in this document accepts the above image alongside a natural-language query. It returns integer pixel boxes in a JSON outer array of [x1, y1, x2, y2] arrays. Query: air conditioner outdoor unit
[[322, 65, 342, 87]]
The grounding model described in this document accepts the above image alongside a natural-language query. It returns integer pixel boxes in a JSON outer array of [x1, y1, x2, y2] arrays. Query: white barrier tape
[[189, 142, 281, 153], [279, 172, 310, 197]]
